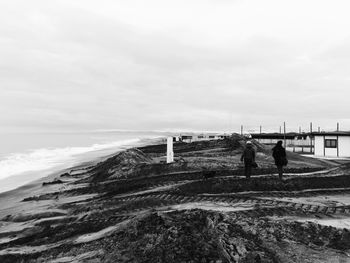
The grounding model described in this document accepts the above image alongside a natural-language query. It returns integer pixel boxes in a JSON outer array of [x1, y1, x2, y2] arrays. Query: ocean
[[0, 131, 170, 193]]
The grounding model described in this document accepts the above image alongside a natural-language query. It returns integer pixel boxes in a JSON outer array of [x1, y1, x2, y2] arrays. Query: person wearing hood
[[272, 140, 288, 180], [240, 141, 256, 179]]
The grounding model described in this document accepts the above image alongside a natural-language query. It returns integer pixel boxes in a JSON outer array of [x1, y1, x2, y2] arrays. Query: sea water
[[0, 131, 170, 193]]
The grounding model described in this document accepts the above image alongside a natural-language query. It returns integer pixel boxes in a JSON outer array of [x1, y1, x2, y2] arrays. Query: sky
[[1, 0, 350, 134]]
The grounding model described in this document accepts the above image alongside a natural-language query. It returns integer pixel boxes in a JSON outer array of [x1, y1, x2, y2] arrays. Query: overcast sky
[[1, 0, 350, 134]]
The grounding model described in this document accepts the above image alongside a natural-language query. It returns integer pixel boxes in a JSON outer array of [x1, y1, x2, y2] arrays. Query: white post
[[167, 137, 174, 163]]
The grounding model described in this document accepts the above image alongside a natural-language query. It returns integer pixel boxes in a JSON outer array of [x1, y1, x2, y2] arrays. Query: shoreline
[[0, 136, 164, 195], [0, 137, 164, 220]]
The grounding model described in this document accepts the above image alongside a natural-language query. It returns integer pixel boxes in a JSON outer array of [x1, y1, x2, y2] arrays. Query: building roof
[[251, 131, 350, 138], [251, 132, 299, 139], [311, 131, 350, 136]]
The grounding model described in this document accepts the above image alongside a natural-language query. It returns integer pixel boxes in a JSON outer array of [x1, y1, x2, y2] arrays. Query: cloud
[[0, 0, 350, 133]]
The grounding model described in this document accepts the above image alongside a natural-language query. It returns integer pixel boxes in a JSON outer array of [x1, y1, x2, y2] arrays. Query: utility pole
[[240, 125, 243, 136], [337, 122, 339, 132], [318, 127, 320, 132], [283, 122, 286, 147], [310, 122, 313, 153], [299, 126, 301, 134], [258, 125, 262, 143]]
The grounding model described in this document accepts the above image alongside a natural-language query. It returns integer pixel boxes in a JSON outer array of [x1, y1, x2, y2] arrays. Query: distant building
[[217, 134, 230, 139], [180, 135, 194, 143], [251, 133, 295, 145], [251, 132, 313, 153], [312, 131, 350, 157], [172, 136, 181, 142], [292, 133, 313, 153], [180, 133, 230, 143]]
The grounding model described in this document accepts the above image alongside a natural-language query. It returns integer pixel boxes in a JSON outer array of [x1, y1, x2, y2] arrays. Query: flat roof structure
[[311, 131, 350, 136], [251, 132, 301, 139]]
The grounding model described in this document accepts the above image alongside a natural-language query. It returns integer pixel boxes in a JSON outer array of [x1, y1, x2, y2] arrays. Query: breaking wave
[[0, 138, 143, 181]]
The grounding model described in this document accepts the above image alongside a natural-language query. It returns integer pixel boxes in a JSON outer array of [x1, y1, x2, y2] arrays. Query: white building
[[290, 133, 313, 153], [180, 133, 230, 143], [251, 133, 295, 145], [251, 132, 313, 153], [313, 131, 350, 157]]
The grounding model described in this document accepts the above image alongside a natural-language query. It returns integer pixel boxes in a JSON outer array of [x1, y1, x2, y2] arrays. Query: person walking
[[272, 140, 287, 180], [240, 141, 256, 179]]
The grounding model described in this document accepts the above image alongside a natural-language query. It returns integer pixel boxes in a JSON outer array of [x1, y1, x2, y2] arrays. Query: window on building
[[325, 139, 337, 148]]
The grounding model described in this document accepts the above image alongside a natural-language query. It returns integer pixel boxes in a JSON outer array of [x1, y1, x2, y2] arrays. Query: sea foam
[[0, 138, 142, 181]]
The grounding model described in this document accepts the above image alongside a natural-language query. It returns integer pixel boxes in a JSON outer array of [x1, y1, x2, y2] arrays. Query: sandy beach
[[0, 135, 350, 262]]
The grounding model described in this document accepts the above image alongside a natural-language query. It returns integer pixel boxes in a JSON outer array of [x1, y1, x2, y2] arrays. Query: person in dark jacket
[[272, 140, 287, 180], [240, 141, 256, 179]]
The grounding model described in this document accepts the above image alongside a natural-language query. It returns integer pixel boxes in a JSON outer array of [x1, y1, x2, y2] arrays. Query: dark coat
[[272, 145, 287, 166], [241, 145, 256, 163]]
